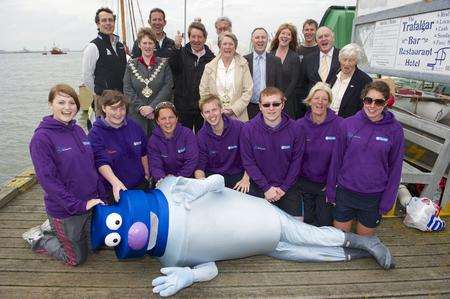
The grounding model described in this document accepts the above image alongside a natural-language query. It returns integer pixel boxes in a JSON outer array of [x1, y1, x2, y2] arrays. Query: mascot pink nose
[[128, 222, 149, 250]]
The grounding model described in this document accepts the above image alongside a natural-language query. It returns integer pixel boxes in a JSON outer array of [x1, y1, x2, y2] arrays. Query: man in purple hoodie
[[23, 84, 104, 266], [326, 81, 404, 236], [147, 102, 199, 181], [195, 96, 250, 192], [240, 87, 305, 217]]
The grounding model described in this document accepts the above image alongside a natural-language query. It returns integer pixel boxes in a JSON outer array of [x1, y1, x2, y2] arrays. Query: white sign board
[[363, 9, 450, 77], [357, 0, 421, 17]]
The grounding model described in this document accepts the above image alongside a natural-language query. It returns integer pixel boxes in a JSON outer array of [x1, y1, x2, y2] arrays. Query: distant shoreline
[[0, 50, 82, 54]]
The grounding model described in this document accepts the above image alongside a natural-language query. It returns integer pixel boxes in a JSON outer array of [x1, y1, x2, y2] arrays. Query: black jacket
[[91, 32, 127, 95], [329, 67, 373, 118], [131, 35, 175, 59], [298, 48, 340, 99], [169, 43, 215, 112], [244, 52, 283, 89]]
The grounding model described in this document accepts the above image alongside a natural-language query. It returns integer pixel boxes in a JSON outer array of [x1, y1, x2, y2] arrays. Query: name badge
[[82, 141, 91, 146], [254, 145, 266, 151], [325, 136, 336, 141], [133, 141, 142, 146], [376, 136, 388, 142], [281, 145, 291, 150], [227, 145, 238, 150], [177, 147, 186, 153], [56, 146, 72, 153]]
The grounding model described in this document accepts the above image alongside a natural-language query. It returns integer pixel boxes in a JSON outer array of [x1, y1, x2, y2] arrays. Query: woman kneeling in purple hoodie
[[88, 90, 150, 203], [297, 82, 343, 226], [147, 102, 199, 181], [23, 84, 105, 266], [326, 81, 404, 236]]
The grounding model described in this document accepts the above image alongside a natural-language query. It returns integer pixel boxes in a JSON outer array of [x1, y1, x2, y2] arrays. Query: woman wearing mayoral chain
[[123, 27, 173, 136]]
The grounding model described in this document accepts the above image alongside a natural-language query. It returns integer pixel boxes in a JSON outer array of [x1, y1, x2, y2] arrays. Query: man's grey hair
[[215, 16, 232, 28]]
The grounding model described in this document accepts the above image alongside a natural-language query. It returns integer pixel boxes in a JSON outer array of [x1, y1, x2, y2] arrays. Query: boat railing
[[391, 107, 450, 215]]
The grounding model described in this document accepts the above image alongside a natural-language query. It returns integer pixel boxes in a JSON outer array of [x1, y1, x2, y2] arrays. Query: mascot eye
[[104, 232, 121, 247], [106, 213, 122, 230]]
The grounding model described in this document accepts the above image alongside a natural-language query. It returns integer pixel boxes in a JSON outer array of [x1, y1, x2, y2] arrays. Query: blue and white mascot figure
[[91, 175, 395, 297]]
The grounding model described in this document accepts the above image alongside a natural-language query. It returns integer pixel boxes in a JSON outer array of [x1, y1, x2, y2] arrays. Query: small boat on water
[[50, 46, 66, 55]]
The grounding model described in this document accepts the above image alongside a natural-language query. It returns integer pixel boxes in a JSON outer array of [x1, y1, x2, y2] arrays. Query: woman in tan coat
[[200, 32, 253, 121]]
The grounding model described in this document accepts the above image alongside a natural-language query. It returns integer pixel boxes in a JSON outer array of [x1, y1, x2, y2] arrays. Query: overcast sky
[[0, 0, 356, 51]]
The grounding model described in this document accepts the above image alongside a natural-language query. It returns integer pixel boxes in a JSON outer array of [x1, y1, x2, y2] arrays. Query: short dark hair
[[137, 27, 158, 44], [95, 7, 116, 24], [251, 27, 268, 37], [48, 84, 80, 111], [361, 81, 391, 100], [155, 101, 178, 120], [303, 19, 318, 30], [188, 22, 208, 38], [149, 8, 166, 21], [98, 90, 129, 117]]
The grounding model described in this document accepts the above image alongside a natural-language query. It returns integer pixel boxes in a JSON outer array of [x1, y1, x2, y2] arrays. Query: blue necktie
[[252, 55, 262, 103]]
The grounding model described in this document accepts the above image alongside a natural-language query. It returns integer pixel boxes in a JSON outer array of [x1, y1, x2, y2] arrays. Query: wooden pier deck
[[0, 184, 449, 298]]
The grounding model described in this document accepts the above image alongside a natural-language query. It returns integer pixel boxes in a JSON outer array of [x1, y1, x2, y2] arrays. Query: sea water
[[0, 52, 83, 184]]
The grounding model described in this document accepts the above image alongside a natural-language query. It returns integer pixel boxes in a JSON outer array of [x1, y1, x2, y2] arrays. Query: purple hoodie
[[297, 109, 343, 183], [326, 109, 404, 214], [147, 123, 199, 180], [88, 117, 147, 190], [240, 112, 305, 192], [197, 115, 244, 175], [29, 116, 102, 219]]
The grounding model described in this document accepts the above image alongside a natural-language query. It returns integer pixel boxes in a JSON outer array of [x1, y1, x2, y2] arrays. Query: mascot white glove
[[152, 262, 218, 297]]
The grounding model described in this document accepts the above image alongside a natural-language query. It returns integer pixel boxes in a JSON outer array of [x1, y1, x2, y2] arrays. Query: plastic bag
[[403, 197, 446, 232]]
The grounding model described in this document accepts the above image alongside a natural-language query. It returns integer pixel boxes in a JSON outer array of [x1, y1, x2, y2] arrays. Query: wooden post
[[119, 0, 127, 45]]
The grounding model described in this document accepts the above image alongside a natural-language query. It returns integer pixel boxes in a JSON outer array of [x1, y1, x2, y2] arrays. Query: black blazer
[[298, 48, 340, 99], [329, 67, 372, 118], [270, 49, 301, 118], [244, 52, 283, 89]]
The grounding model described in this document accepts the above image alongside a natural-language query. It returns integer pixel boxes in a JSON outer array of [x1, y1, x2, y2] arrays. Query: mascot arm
[[152, 262, 218, 297], [170, 174, 225, 208]]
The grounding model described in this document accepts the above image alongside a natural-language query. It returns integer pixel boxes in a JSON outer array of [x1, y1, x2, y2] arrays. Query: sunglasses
[[363, 96, 386, 107], [260, 102, 282, 108]]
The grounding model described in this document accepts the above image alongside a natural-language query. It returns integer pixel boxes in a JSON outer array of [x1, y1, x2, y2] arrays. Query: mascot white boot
[[91, 175, 395, 297]]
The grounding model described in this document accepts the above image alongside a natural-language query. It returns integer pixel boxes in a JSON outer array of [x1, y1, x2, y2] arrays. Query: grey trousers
[[268, 207, 347, 262], [33, 212, 91, 266]]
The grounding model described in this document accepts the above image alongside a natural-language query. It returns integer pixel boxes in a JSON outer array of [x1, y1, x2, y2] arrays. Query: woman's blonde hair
[[304, 82, 333, 106], [218, 31, 238, 49]]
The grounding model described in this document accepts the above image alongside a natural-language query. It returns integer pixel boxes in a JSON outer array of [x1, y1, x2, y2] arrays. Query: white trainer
[[22, 225, 43, 248], [40, 219, 52, 233]]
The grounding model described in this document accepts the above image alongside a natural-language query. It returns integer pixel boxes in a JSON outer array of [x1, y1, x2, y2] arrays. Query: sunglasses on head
[[260, 102, 282, 108], [363, 96, 386, 107]]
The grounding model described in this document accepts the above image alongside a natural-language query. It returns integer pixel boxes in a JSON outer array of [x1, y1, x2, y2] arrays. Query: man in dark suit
[[297, 26, 339, 117], [244, 27, 283, 119]]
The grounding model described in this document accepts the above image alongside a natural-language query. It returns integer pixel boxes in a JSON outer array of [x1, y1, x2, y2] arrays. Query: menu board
[[369, 9, 450, 75], [354, 6, 450, 83]]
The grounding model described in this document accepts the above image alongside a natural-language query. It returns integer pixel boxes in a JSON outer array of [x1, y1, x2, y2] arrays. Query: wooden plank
[[0, 254, 446, 274], [0, 267, 449, 288], [0, 205, 45, 213], [0, 281, 449, 299]]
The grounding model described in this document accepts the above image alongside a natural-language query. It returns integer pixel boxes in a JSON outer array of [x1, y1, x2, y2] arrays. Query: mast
[[119, 0, 127, 45], [183, 0, 187, 46]]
